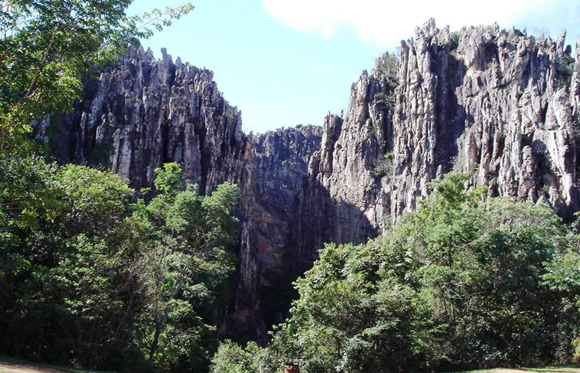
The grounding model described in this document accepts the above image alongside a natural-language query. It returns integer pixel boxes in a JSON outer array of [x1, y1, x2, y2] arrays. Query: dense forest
[[212, 174, 580, 372], [0, 156, 239, 372], [1, 1, 580, 373]]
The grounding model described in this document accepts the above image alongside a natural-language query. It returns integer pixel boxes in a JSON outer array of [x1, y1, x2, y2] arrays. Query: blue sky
[[128, 0, 580, 133]]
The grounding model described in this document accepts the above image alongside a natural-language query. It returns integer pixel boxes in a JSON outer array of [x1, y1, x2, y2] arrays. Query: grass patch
[[0, 356, 115, 373], [448, 365, 579, 373], [524, 366, 580, 372]]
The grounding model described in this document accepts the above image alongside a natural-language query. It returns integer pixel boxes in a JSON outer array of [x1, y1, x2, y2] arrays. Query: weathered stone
[[386, 20, 579, 221]]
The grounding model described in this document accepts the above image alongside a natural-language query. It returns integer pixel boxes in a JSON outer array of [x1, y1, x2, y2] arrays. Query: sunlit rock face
[[388, 20, 579, 222], [41, 47, 247, 194], [43, 20, 580, 342]]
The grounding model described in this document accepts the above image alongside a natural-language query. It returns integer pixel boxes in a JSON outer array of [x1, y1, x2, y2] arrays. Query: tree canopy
[[212, 174, 580, 373], [0, 158, 239, 372], [0, 0, 193, 148]]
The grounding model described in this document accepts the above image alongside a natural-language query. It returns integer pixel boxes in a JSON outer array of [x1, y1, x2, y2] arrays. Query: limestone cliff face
[[389, 20, 579, 221], [314, 20, 580, 252], [230, 125, 328, 342], [39, 47, 247, 194], [311, 53, 398, 241], [43, 20, 580, 341]]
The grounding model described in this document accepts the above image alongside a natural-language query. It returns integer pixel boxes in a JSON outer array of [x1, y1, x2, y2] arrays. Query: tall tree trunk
[[149, 306, 170, 361]]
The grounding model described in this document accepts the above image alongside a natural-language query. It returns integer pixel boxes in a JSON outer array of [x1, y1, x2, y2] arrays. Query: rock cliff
[[40, 20, 580, 341], [390, 20, 579, 221], [314, 20, 580, 247], [37, 47, 247, 194]]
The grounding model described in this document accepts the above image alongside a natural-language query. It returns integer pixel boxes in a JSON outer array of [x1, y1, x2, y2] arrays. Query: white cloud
[[309, 63, 336, 74], [262, 0, 576, 47]]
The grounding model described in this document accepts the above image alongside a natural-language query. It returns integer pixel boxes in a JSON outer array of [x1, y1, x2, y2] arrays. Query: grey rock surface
[[43, 20, 580, 341], [388, 20, 579, 222]]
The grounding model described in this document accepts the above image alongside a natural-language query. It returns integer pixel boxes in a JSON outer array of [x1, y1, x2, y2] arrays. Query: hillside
[[36, 19, 580, 341]]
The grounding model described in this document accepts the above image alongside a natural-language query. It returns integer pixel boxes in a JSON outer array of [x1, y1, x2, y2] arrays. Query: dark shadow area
[[433, 41, 470, 173], [218, 128, 377, 345]]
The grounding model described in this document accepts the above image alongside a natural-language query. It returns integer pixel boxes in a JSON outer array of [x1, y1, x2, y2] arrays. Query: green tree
[[267, 241, 437, 373], [0, 155, 139, 368], [0, 0, 194, 147], [0, 157, 240, 372], [131, 163, 239, 372], [542, 238, 580, 362], [211, 340, 269, 373], [265, 173, 580, 372]]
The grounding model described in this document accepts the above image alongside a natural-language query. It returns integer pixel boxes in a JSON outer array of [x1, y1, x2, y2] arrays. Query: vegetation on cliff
[[213, 174, 580, 372]]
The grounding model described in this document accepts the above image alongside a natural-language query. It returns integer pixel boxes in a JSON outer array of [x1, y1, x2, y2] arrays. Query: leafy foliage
[[211, 340, 269, 373], [0, 0, 194, 148], [131, 164, 239, 372], [373, 152, 393, 178], [0, 157, 239, 373], [0, 156, 137, 367], [229, 173, 580, 373]]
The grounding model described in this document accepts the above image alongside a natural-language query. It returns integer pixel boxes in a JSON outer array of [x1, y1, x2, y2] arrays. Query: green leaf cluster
[[0, 0, 194, 148], [0, 156, 239, 373], [211, 340, 269, 373], [218, 173, 580, 373]]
